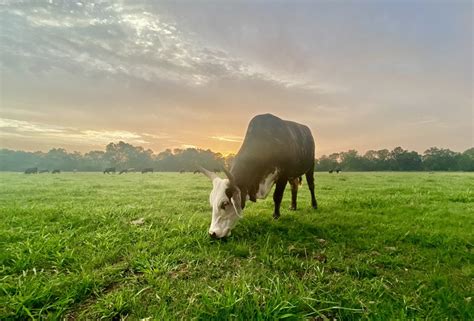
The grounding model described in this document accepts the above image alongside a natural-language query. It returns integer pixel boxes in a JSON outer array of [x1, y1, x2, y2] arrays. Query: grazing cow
[[179, 169, 185, 174], [329, 169, 334, 174], [24, 167, 38, 174], [103, 167, 115, 174], [119, 169, 128, 174], [141, 168, 153, 174], [336, 169, 341, 174], [200, 113, 318, 239], [39, 169, 49, 173], [52, 169, 61, 174], [193, 169, 200, 174]]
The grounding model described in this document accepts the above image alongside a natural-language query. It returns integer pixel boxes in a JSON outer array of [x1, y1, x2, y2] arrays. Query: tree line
[[316, 147, 474, 171], [0, 141, 472, 172]]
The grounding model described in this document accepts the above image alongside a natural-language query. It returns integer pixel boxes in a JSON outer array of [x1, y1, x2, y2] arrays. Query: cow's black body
[[230, 114, 317, 218]]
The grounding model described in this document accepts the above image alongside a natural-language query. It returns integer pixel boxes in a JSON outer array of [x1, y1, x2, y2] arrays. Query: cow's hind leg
[[272, 177, 288, 219], [289, 177, 299, 210], [305, 169, 318, 209]]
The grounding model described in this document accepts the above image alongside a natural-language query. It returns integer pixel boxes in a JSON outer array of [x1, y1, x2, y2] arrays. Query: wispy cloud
[[210, 135, 243, 143], [0, 118, 65, 133], [1, 1, 329, 91], [0, 117, 159, 146], [411, 119, 438, 125]]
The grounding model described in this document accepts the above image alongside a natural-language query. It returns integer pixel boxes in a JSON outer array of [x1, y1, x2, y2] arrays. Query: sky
[[0, 0, 472, 156]]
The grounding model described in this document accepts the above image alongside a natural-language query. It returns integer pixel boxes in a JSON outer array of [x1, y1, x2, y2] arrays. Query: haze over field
[[0, 0, 472, 155]]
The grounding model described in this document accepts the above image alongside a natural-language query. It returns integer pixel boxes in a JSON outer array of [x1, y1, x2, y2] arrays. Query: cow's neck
[[231, 155, 278, 202]]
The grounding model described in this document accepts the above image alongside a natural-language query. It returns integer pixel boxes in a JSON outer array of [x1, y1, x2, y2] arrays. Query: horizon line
[[1, 141, 472, 157]]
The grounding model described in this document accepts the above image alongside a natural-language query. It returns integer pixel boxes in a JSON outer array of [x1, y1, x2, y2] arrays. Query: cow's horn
[[222, 167, 235, 185], [197, 165, 218, 181]]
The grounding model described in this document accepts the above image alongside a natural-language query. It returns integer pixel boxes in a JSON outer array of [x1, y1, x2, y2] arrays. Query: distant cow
[[193, 169, 200, 174], [336, 169, 341, 174], [179, 169, 185, 174], [141, 168, 153, 174], [329, 169, 334, 174], [119, 169, 128, 174], [103, 167, 116, 174], [39, 169, 49, 173], [200, 113, 318, 239], [24, 167, 38, 174], [52, 169, 61, 174]]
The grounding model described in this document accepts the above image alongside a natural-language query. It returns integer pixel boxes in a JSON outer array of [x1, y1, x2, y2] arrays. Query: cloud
[[0, 1, 330, 91], [0, 117, 157, 146], [210, 135, 243, 143], [0, 118, 65, 133]]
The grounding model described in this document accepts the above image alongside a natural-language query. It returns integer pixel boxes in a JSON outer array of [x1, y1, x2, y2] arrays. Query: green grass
[[0, 172, 473, 320]]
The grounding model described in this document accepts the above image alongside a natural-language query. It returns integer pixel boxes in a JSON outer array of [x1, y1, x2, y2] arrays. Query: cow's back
[[235, 114, 315, 177]]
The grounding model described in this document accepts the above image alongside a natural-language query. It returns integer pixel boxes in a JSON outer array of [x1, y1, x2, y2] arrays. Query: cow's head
[[200, 166, 242, 239]]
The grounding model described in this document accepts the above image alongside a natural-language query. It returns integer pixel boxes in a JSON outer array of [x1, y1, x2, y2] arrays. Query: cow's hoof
[[273, 213, 280, 220]]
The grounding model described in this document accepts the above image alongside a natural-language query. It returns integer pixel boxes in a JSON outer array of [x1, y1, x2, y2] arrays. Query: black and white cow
[[141, 168, 153, 174], [201, 113, 318, 238]]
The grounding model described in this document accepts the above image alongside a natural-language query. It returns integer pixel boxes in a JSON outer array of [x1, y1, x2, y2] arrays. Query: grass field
[[0, 172, 472, 320]]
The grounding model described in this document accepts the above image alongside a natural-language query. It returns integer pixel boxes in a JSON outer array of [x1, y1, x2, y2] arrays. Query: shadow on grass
[[220, 210, 358, 252]]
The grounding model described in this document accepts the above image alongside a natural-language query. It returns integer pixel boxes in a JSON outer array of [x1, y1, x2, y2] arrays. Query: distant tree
[[390, 147, 422, 171], [340, 150, 363, 170], [423, 147, 459, 171], [0, 149, 41, 171], [457, 148, 474, 171], [375, 149, 391, 170], [43, 148, 70, 170], [315, 154, 339, 171], [363, 150, 378, 171], [84, 150, 106, 171]]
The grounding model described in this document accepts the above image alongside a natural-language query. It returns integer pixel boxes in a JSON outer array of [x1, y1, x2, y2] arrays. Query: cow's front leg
[[272, 178, 287, 219]]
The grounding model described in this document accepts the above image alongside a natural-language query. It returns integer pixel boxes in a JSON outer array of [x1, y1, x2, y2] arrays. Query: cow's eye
[[220, 201, 229, 209]]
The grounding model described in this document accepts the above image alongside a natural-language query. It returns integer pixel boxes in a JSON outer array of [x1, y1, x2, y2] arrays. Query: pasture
[[0, 172, 472, 320]]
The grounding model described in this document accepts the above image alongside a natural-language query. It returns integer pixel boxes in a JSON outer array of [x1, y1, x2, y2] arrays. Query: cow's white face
[[208, 177, 242, 239]]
